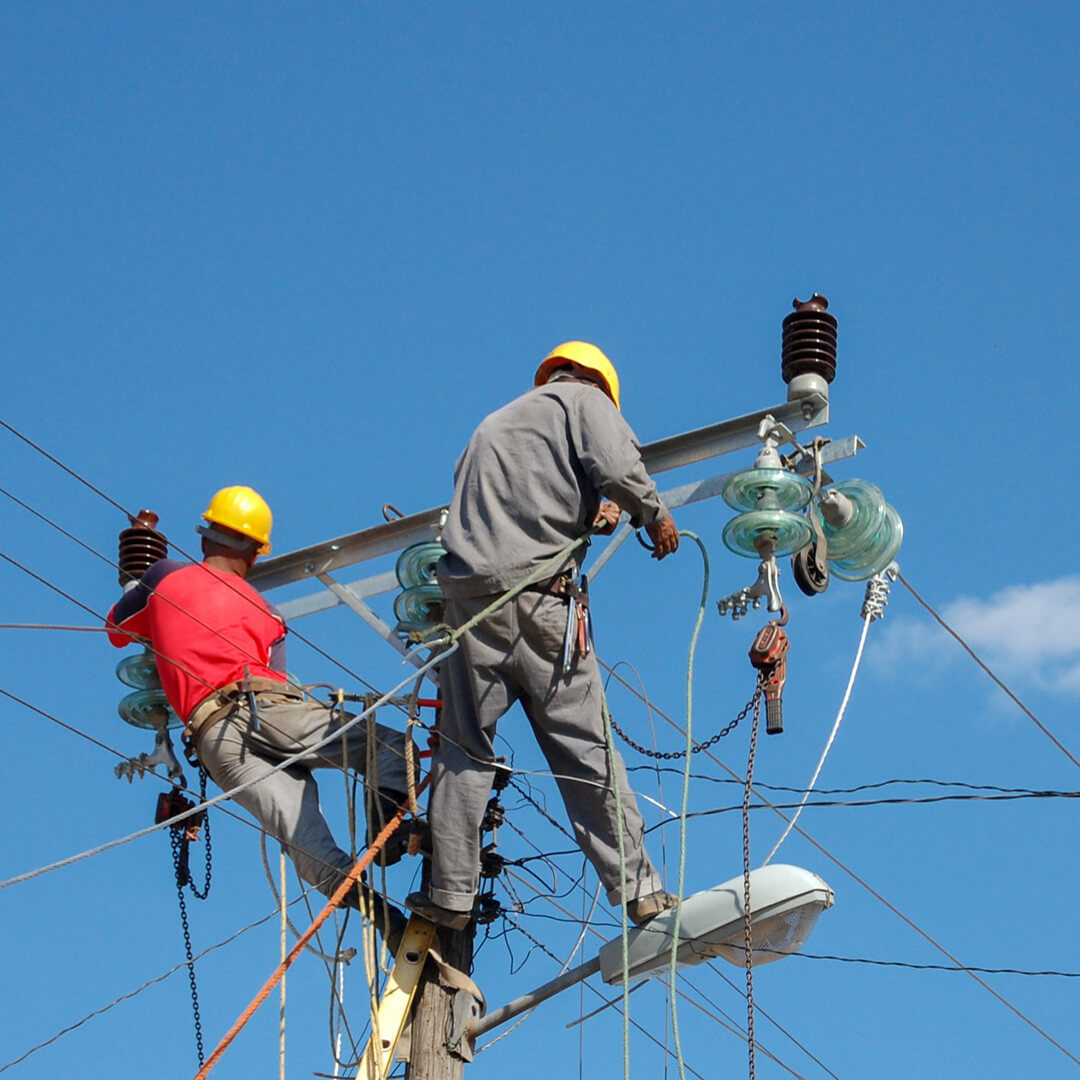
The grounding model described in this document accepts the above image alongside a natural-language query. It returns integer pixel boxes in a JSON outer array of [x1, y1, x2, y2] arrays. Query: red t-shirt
[[106, 559, 287, 722]]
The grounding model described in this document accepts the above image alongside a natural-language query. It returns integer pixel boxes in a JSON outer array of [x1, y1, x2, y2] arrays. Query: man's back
[[106, 558, 286, 721], [439, 379, 665, 598]]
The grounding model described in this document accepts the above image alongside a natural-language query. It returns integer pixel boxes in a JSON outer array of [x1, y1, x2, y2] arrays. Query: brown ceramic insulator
[[118, 509, 168, 585], [781, 293, 838, 385]]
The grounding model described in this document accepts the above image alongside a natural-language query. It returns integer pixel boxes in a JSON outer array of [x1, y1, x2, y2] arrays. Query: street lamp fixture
[[466, 864, 833, 1050], [598, 863, 834, 983]]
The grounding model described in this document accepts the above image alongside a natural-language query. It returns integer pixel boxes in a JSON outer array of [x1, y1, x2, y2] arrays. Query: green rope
[[668, 531, 709, 1080], [420, 530, 597, 646], [601, 690, 632, 1080]]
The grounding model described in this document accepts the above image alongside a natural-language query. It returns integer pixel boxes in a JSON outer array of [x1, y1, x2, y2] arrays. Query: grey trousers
[[428, 591, 663, 912], [198, 694, 410, 900]]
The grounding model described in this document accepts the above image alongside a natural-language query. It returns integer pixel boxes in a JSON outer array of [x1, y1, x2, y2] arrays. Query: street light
[[466, 864, 833, 1050], [598, 863, 834, 982]]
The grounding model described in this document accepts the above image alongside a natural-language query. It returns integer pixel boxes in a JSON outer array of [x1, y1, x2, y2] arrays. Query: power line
[[624, 769, 1073, 799], [775, 951, 1080, 979], [638, 789, 1080, 831], [0, 417, 134, 517], [0, 429, 402, 710], [897, 571, 1080, 772], [0, 889, 321, 1074]]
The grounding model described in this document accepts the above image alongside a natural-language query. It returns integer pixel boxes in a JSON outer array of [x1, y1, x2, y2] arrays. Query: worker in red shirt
[[107, 487, 413, 932]]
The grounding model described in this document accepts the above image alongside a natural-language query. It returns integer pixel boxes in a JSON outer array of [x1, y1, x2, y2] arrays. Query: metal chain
[[608, 693, 758, 760], [171, 828, 206, 1068], [743, 677, 763, 1080], [169, 767, 213, 1069], [189, 768, 212, 900]]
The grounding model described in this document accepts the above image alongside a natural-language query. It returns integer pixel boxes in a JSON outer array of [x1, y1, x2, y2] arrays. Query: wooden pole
[[404, 864, 476, 1080]]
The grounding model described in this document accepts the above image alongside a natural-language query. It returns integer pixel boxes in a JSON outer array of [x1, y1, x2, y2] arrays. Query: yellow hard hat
[[200, 486, 273, 555], [535, 341, 621, 411]]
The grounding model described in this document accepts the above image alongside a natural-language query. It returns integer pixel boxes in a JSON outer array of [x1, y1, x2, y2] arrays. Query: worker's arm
[[572, 389, 679, 559], [572, 390, 668, 526], [104, 559, 177, 647]]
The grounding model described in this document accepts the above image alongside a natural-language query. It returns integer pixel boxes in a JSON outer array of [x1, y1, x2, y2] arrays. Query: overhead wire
[[0, 647, 448, 891], [0, 886, 324, 1074], [9, 418, 1077, 1067], [0, 422, 407, 711], [897, 571, 1080, 771]]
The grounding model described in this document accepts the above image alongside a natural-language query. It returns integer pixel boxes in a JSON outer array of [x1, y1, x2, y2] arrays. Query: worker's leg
[[426, 594, 517, 913], [516, 592, 664, 906], [198, 707, 355, 895], [244, 695, 412, 797]]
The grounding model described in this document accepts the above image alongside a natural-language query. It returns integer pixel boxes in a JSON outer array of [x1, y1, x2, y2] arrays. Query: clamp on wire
[[861, 562, 899, 622], [717, 557, 785, 620]]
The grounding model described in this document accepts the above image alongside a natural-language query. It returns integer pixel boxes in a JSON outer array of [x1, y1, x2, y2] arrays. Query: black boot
[[366, 789, 412, 867], [346, 878, 409, 954]]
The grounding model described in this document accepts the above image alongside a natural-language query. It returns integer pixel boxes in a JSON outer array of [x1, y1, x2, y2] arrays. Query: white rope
[[0, 643, 451, 890], [762, 614, 872, 866], [279, 847, 287, 1080]]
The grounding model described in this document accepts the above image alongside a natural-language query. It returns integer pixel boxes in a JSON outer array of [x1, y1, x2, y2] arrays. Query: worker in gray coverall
[[407, 341, 680, 930]]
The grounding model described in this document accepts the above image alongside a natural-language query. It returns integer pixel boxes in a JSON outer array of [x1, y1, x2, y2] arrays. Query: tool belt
[[526, 572, 589, 605], [186, 677, 303, 742]]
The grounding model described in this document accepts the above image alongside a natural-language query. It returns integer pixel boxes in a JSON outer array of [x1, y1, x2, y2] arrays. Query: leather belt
[[186, 677, 302, 739], [525, 572, 588, 604]]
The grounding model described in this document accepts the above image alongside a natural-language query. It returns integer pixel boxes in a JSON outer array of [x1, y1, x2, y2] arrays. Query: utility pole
[[404, 864, 476, 1080]]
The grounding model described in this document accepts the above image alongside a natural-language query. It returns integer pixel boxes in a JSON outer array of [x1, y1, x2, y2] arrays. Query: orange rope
[[192, 778, 430, 1080]]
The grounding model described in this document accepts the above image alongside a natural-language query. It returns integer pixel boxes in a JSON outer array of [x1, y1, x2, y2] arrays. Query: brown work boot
[[626, 890, 678, 926]]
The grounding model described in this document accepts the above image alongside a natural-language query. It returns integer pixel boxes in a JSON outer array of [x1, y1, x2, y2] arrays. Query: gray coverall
[[428, 377, 669, 912], [197, 694, 410, 900]]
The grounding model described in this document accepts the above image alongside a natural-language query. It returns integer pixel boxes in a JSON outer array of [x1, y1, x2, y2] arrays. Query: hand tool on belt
[[242, 666, 261, 732], [551, 573, 591, 675]]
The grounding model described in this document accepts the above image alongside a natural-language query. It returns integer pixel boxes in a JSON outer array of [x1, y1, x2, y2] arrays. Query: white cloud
[[874, 575, 1080, 696]]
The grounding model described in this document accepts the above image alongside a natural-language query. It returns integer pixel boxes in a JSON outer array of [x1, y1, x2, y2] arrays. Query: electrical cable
[[0, 887, 323, 1075], [623, 769, 1072, 799], [0, 646, 448, 891], [641, 790, 1080, 829], [897, 572, 1080, 772], [707, 966, 842, 1080], [476, 883, 602, 1054], [496, 906, 714, 1080], [192, 781, 429, 1080]]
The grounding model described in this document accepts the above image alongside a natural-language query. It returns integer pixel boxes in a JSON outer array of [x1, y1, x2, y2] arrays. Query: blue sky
[[3, 3, 1080, 1077]]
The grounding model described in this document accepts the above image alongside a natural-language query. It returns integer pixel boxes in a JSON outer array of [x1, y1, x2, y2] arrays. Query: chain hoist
[[157, 769, 212, 1069], [748, 608, 790, 735]]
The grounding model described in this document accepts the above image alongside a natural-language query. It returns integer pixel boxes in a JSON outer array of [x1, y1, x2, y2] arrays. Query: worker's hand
[[592, 500, 623, 535], [645, 515, 680, 560]]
